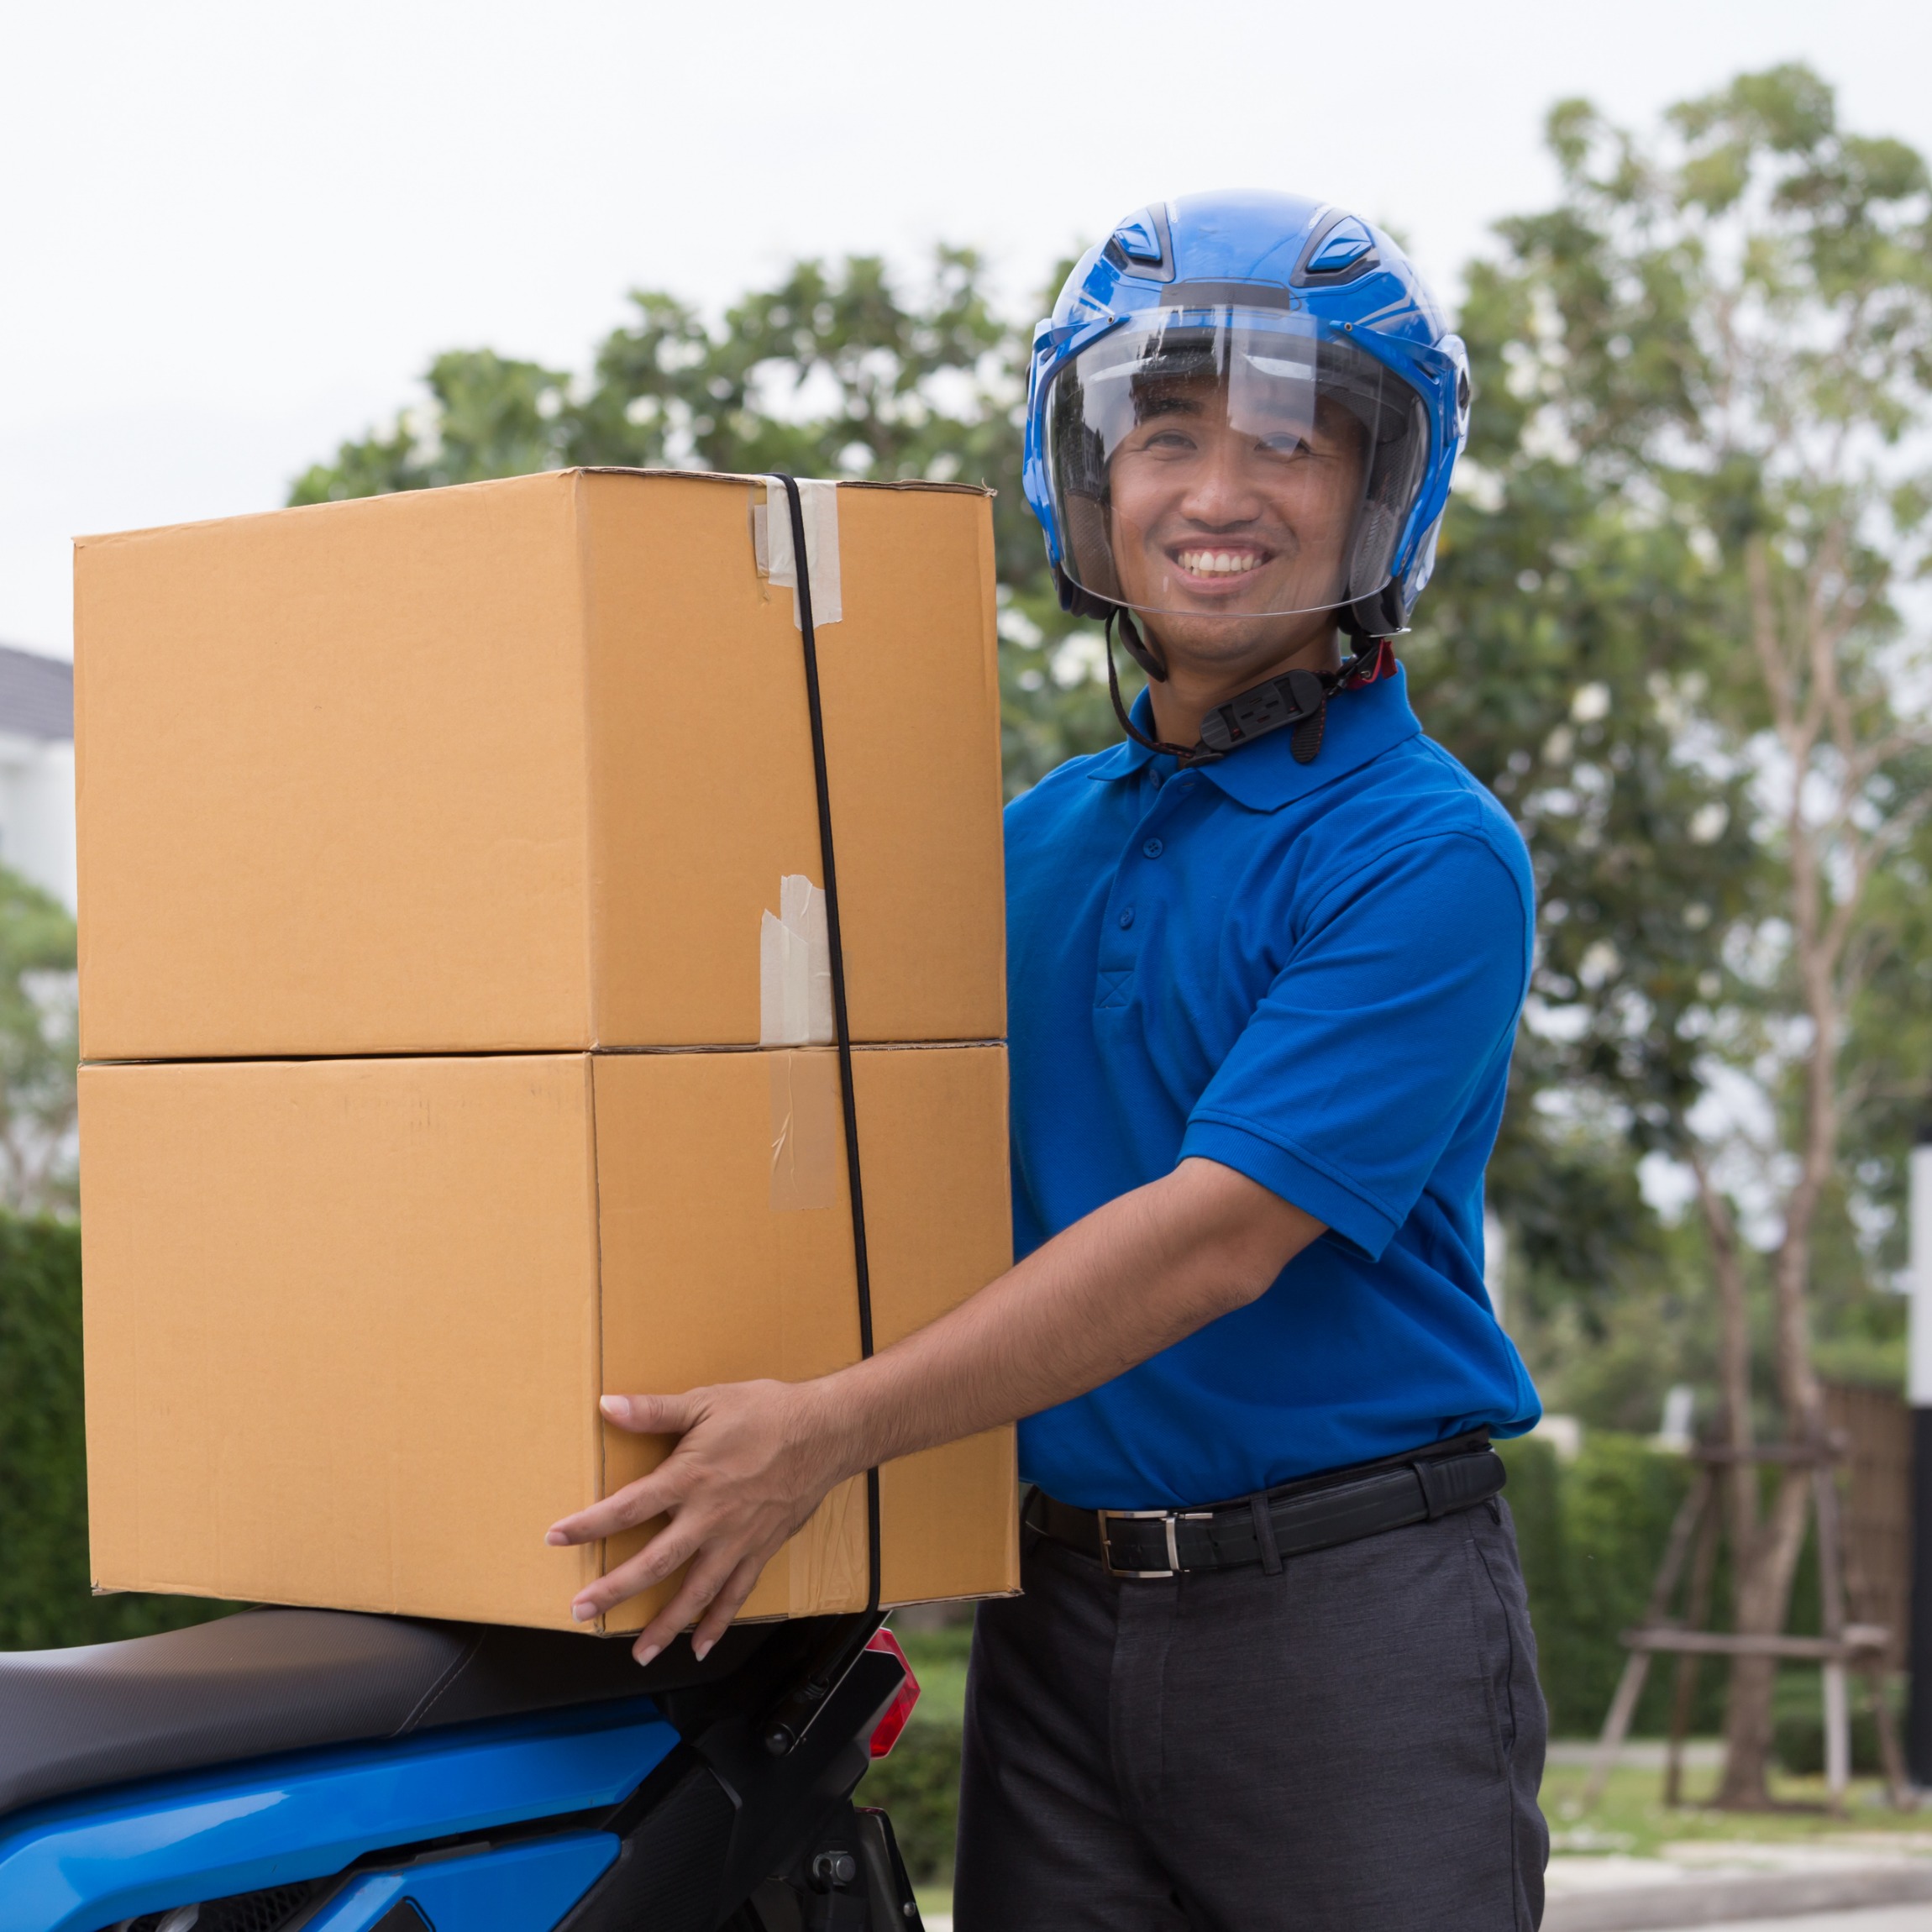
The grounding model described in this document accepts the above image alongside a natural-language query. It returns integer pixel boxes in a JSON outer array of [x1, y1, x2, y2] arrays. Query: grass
[[1541, 1757, 1929, 1861]]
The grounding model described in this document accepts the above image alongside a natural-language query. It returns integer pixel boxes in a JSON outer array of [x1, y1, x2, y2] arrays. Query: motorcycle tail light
[[864, 1627, 921, 1759]]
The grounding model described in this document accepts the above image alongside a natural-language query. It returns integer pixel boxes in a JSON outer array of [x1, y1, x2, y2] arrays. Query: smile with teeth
[[1175, 548, 1266, 577]]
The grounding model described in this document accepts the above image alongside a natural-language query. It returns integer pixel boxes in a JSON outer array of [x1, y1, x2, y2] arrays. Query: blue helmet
[[1023, 191, 1470, 659]]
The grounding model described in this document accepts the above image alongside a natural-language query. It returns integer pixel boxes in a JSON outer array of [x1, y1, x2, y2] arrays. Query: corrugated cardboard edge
[[67, 468, 992, 559], [576, 466, 992, 500]]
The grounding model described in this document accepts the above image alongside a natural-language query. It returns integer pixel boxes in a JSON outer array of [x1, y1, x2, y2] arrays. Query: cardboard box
[[80, 1043, 1017, 1630], [76, 470, 1005, 1061]]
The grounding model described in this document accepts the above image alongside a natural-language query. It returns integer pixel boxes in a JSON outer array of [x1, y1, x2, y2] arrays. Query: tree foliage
[[1427, 64, 1932, 1801]]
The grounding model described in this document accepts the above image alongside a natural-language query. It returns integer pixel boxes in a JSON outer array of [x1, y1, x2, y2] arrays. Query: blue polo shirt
[[1005, 664, 1541, 1510]]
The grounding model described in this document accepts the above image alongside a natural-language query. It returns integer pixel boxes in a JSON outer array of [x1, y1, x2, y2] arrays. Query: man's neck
[[1145, 624, 1345, 748]]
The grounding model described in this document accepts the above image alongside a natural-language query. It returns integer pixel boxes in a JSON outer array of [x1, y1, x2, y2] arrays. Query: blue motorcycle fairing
[[302, 1831, 618, 1932], [0, 1696, 676, 1932]]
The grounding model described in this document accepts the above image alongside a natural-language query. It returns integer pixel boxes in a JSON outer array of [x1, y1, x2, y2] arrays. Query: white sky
[[4, 0, 1929, 659]]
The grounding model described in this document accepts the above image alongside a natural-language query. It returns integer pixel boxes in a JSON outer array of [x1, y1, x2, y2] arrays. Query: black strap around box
[[772, 474, 881, 1615]]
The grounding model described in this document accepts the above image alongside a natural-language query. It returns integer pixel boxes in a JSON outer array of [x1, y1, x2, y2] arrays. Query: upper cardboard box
[[76, 470, 1005, 1060]]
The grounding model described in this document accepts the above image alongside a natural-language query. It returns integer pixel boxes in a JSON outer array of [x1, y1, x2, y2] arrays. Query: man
[[549, 190, 1548, 1930]]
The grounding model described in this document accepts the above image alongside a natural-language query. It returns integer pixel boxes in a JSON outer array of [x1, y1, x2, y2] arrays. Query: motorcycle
[[0, 1602, 927, 1932]]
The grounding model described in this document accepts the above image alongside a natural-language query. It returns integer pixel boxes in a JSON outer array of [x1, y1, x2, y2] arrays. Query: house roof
[[0, 646, 72, 743]]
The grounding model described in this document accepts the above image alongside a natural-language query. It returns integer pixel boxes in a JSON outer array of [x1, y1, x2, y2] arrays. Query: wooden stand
[[1582, 1442, 1912, 1812]]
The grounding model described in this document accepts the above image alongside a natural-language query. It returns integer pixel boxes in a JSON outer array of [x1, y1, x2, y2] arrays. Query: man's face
[[1106, 375, 1367, 664]]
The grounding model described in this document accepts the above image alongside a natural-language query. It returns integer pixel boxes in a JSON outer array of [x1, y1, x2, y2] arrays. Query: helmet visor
[[1044, 308, 1430, 619]]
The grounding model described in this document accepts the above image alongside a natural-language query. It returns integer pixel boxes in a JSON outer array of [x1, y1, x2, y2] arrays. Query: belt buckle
[[1095, 1507, 1213, 1580]]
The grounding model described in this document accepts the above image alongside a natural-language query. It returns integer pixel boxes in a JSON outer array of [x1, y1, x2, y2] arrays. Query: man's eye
[[1143, 430, 1196, 451], [1257, 433, 1312, 458]]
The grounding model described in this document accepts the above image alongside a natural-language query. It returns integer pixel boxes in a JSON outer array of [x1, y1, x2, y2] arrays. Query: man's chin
[[1139, 607, 1334, 664]]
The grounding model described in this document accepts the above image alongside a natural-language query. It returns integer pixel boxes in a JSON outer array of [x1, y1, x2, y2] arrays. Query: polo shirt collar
[[1084, 664, 1425, 811]]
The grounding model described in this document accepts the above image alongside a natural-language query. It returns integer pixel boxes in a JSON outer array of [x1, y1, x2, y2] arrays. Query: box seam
[[76, 1040, 1010, 1072]]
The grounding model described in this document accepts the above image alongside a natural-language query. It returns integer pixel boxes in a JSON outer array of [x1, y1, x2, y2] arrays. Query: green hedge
[[1500, 1432, 1723, 1737], [0, 1214, 235, 1650], [1503, 1430, 1846, 1743], [858, 1625, 970, 1883], [859, 1714, 965, 1885]]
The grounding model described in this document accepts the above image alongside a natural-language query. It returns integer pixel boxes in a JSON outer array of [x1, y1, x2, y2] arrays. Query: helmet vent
[[1294, 213, 1378, 287], [1100, 203, 1175, 283], [1113, 214, 1163, 263]]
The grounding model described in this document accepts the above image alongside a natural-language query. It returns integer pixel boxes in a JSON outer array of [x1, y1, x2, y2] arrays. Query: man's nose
[[1176, 436, 1263, 527]]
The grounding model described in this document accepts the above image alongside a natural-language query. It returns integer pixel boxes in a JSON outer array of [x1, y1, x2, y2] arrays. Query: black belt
[[1031, 1431, 1504, 1581]]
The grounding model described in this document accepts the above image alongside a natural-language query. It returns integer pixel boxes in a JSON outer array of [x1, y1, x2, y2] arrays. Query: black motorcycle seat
[[0, 1606, 767, 1821]]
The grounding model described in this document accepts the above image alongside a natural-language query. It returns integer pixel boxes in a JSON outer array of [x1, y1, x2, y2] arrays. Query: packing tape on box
[[769, 1047, 840, 1211], [753, 477, 843, 627], [787, 1473, 870, 1616], [759, 873, 832, 1047]]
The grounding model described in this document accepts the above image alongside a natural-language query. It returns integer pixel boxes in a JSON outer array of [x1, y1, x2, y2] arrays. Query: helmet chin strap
[[1114, 605, 1172, 683], [1103, 607, 1390, 769]]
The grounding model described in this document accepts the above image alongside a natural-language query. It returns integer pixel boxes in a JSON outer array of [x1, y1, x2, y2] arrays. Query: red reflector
[[864, 1627, 921, 1759]]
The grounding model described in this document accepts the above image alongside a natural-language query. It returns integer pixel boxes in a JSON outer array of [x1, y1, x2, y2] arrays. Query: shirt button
[[1142, 837, 1164, 858], [1118, 906, 1136, 929]]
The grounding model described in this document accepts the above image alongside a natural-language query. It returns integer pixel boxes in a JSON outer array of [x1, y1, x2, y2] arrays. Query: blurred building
[[0, 645, 76, 912]]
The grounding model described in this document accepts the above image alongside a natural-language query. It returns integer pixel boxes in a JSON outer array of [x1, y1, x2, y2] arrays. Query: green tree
[[1440, 67, 1932, 1801]]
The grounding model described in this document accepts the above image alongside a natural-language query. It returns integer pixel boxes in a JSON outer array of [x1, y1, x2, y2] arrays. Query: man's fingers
[[689, 1552, 768, 1661], [544, 1390, 711, 1547], [569, 1520, 701, 1620], [599, 1390, 701, 1436], [627, 1543, 745, 1665], [549, 1376, 830, 1645], [546, 1461, 694, 1548]]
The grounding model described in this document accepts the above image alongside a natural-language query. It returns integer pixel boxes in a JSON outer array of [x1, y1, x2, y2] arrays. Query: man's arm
[[546, 1156, 1322, 1664]]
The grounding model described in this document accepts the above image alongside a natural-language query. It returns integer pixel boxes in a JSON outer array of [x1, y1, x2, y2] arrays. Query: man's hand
[[548, 1158, 1322, 1663], [546, 1379, 862, 1666]]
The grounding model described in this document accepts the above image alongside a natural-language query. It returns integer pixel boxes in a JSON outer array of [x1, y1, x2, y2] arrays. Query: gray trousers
[[954, 1494, 1547, 1931]]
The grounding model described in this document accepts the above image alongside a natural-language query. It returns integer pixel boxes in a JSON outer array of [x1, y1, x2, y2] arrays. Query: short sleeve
[[1179, 832, 1530, 1259]]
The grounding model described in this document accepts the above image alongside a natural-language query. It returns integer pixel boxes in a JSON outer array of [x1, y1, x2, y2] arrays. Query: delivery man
[[549, 189, 1548, 1930]]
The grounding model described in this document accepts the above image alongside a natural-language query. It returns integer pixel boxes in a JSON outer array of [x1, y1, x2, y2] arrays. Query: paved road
[[921, 1912, 1932, 1930], [922, 1914, 1932, 1930], [1649, 1912, 1932, 1932]]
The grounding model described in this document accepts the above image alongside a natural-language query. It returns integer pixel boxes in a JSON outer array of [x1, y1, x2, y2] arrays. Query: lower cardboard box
[[78, 1044, 1017, 1632]]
